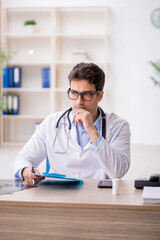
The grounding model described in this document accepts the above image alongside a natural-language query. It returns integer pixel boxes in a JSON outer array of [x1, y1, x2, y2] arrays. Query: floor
[[0, 144, 160, 179]]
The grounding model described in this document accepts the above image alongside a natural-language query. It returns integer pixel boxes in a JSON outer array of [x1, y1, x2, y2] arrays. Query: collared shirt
[[74, 111, 102, 150]]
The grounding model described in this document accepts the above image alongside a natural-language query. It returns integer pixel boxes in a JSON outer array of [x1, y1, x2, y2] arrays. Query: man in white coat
[[13, 62, 131, 185]]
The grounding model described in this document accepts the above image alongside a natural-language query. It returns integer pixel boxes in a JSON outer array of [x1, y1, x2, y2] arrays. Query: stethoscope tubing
[[52, 107, 106, 153], [56, 107, 72, 129], [56, 107, 106, 138]]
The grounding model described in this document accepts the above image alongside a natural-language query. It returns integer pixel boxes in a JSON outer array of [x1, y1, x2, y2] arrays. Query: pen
[[32, 167, 35, 184]]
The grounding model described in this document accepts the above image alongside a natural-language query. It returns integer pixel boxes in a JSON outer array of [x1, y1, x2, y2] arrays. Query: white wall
[[109, 0, 160, 145]]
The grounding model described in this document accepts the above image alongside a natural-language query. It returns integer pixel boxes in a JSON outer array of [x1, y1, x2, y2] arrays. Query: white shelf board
[[54, 88, 67, 93], [55, 60, 106, 66], [2, 33, 51, 39], [2, 114, 47, 120], [6, 8, 52, 13], [1, 141, 27, 147], [55, 60, 79, 65], [56, 33, 107, 39], [2, 88, 51, 93], [59, 7, 108, 12], [9, 61, 51, 66]]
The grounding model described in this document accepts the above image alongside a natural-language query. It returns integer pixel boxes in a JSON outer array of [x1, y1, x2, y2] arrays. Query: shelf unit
[[0, 6, 109, 145]]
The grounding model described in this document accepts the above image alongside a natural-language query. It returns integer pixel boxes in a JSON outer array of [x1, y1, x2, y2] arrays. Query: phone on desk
[[134, 173, 160, 189], [98, 180, 112, 188]]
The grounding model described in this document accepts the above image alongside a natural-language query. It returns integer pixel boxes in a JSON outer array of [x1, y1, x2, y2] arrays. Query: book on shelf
[[142, 186, 160, 204]]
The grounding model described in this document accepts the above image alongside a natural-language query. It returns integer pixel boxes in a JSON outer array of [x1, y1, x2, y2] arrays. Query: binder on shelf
[[14, 67, 21, 88], [3, 68, 10, 88], [2, 94, 8, 115], [12, 94, 19, 115], [42, 68, 50, 88], [7, 95, 12, 114], [2, 94, 20, 115], [9, 67, 14, 87], [3, 67, 22, 88]]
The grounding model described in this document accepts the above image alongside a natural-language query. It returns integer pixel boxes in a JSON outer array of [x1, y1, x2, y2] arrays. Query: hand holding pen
[[22, 166, 45, 185]]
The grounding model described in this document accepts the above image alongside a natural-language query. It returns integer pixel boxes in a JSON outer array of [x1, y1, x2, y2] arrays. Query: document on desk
[[142, 186, 160, 204]]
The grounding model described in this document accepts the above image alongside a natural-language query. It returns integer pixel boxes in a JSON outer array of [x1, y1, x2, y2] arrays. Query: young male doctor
[[13, 62, 131, 185]]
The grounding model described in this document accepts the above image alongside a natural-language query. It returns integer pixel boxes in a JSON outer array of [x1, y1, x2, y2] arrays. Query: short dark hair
[[68, 62, 105, 91]]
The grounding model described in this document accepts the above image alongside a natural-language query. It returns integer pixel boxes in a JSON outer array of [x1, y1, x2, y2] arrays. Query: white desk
[[0, 179, 160, 240]]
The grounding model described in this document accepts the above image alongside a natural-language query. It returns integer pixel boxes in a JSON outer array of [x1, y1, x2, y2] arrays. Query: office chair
[[46, 156, 50, 173]]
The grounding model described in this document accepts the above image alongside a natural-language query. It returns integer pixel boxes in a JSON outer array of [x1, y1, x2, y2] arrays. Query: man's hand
[[22, 167, 45, 185], [73, 109, 99, 143]]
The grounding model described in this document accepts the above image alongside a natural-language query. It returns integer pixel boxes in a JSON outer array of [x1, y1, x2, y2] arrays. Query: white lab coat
[[13, 110, 131, 179]]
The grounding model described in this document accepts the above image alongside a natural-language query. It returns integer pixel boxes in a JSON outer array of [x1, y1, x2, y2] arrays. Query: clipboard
[[32, 173, 81, 182]]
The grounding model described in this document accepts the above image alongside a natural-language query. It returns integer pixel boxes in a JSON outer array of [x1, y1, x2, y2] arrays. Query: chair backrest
[[46, 156, 50, 173]]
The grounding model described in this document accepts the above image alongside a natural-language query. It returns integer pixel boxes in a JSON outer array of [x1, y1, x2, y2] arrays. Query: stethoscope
[[52, 107, 106, 153]]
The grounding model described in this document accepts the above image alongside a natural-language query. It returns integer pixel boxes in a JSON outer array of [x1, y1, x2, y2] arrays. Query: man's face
[[70, 79, 103, 117]]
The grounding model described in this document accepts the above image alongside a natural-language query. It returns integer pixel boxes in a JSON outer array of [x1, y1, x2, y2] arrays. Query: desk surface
[[0, 179, 160, 210]]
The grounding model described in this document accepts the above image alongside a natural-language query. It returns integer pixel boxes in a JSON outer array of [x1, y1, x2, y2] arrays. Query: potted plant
[[150, 60, 160, 87], [0, 44, 16, 111], [0, 44, 16, 74], [24, 20, 37, 34]]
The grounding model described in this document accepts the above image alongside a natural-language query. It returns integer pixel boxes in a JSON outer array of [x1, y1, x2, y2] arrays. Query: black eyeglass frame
[[67, 88, 100, 101]]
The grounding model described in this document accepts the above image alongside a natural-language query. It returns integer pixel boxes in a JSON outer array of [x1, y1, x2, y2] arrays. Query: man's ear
[[98, 90, 104, 102]]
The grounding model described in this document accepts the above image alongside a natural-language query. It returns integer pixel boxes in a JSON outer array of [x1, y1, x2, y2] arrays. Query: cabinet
[[0, 6, 109, 145]]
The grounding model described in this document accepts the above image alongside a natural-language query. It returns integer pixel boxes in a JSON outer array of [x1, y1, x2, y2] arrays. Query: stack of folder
[[3, 94, 19, 115]]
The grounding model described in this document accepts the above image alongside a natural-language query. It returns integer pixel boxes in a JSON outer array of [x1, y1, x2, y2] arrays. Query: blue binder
[[2, 94, 8, 115], [7, 95, 12, 114], [3, 68, 10, 88], [9, 67, 14, 87], [42, 68, 50, 88], [14, 67, 21, 88], [12, 94, 19, 115]]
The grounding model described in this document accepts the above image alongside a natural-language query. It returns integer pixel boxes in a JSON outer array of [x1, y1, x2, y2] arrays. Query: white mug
[[112, 178, 120, 195]]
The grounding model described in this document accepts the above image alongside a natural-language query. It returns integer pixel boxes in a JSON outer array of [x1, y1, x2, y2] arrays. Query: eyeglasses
[[67, 88, 100, 101]]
